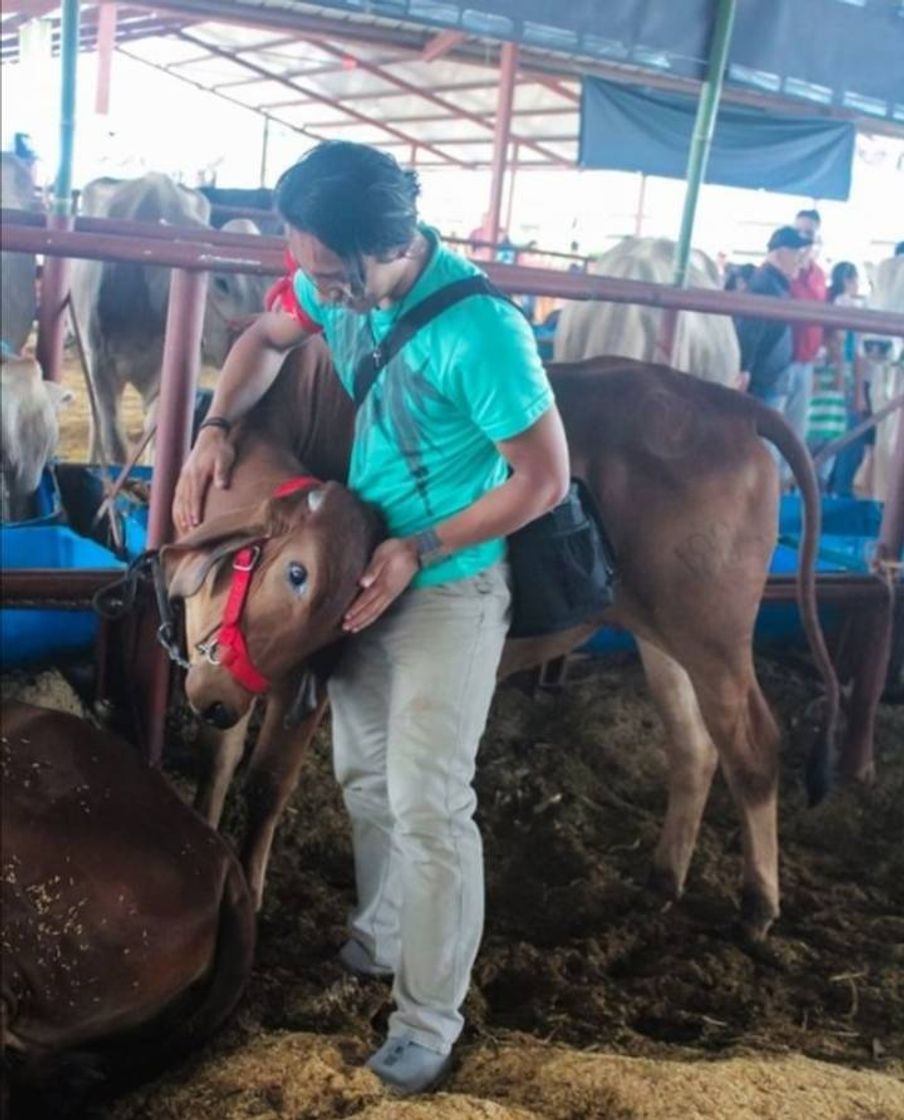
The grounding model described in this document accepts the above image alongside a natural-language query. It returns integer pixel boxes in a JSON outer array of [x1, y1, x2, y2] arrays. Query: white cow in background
[[1, 153, 38, 354], [1, 353, 72, 521], [862, 255, 904, 502], [553, 237, 742, 388], [69, 174, 270, 463]]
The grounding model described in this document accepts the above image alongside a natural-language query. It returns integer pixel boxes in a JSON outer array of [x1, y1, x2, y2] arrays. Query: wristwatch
[[198, 416, 232, 436], [411, 528, 443, 569]]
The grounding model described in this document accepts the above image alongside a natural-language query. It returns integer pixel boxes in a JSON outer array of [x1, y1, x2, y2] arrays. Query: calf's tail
[[753, 401, 841, 805]]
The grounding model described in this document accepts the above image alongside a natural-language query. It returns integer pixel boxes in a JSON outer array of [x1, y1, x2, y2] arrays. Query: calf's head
[[163, 480, 382, 728]]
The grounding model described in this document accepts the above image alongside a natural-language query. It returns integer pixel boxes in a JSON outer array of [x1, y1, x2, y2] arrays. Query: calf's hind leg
[[680, 650, 781, 939], [637, 638, 718, 901]]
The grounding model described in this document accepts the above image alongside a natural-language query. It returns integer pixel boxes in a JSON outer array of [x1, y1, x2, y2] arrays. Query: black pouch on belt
[[506, 478, 616, 639]]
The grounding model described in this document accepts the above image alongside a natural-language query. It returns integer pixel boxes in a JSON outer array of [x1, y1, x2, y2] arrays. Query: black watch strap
[[198, 416, 232, 436]]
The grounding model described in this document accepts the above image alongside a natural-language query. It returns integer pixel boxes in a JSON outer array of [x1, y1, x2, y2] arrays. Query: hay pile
[[110, 1031, 904, 1120]]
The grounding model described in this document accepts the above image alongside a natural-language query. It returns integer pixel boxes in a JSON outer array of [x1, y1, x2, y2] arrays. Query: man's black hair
[[895, 240, 904, 257], [796, 208, 822, 226], [275, 142, 420, 283]]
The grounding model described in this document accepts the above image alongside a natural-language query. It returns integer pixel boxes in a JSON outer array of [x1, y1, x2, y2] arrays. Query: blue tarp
[[579, 77, 856, 199]]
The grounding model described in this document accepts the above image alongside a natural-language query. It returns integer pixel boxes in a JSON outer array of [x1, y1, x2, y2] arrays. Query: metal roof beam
[[308, 40, 570, 167], [301, 105, 577, 129], [257, 78, 498, 111], [117, 42, 330, 144], [212, 52, 406, 92], [421, 29, 466, 63], [175, 29, 474, 168], [1, 0, 60, 18], [532, 77, 580, 103]]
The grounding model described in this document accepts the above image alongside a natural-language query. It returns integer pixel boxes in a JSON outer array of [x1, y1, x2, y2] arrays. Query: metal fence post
[[143, 267, 208, 765], [840, 413, 904, 782]]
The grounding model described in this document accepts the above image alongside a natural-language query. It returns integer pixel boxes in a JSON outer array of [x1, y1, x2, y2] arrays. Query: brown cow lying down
[[0, 702, 255, 1115], [158, 339, 839, 942]]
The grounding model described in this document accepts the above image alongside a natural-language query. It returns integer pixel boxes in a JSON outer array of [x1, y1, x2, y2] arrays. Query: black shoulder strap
[[352, 274, 516, 408]]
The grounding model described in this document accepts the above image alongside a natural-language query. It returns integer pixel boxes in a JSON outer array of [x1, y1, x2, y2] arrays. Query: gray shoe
[[337, 938, 394, 980], [367, 1035, 453, 1096]]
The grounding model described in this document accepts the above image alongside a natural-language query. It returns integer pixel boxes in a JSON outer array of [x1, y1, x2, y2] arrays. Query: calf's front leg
[[194, 710, 252, 828], [240, 680, 330, 910]]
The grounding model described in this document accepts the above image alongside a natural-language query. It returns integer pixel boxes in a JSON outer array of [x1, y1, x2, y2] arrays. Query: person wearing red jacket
[[784, 209, 827, 482]]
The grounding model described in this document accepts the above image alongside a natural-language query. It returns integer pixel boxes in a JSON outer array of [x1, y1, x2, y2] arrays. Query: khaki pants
[[329, 563, 511, 1054]]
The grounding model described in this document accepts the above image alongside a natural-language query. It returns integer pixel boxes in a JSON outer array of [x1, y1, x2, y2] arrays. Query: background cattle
[[1, 702, 255, 1115], [1, 153, 38, 354], [862, 255, 904, 501], [0, 353, 71, 521], [198, 185, 282, 235], [69, 174, 270, 463], [553, 237, 742, 387]]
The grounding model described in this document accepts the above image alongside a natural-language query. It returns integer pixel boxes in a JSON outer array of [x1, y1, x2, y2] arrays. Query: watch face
[[415, 529, 441, 567]]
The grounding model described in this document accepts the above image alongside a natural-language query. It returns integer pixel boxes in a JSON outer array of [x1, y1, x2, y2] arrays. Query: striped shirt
[[807, 365, 847, 444]]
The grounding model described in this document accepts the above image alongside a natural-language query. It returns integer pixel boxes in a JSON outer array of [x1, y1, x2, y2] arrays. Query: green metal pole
[[53, 0, 80, 217], [38, 0, 79, 380], [673, 0, 737, 286]]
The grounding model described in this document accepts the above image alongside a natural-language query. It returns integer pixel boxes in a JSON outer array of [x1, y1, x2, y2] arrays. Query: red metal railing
[[1, 213, 901, 775]]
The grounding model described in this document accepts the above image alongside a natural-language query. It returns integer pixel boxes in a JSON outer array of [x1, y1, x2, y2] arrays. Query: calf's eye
[[287, 562, 308, 592]]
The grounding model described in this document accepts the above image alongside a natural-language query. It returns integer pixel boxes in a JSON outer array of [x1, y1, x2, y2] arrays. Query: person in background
[[823, 262, 871, 497], [567, 240, 584, 274], [495, 232, 517, 265], [785, 209, 827, 469], [724, 262, 756, 293], [895, 241, 904, 257], [805, 263, 857, 488], [735, 227, 811, 441]]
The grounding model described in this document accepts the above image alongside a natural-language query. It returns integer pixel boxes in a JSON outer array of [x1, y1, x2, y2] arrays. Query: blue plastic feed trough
[[584, 494, 890, 656], [0, 525, 124, 669], [55, 463, 151, 561]]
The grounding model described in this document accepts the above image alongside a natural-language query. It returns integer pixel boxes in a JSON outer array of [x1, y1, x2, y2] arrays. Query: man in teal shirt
[[174, 142, 569, 1094]]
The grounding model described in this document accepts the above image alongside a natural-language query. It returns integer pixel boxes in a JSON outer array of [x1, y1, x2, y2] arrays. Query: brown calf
[[163, 342, 839, 940], [0, 702, 255, 1113]]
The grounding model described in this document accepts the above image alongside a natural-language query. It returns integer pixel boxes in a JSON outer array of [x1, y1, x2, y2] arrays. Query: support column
[[259, 114, 270, 188], [94, 2, 117, 115], [37, 0, 79, 382], [634, 173, 647, 237], [143, 268, 208, 765], [504, 142, 519, 237], [673, 0, 737, 287], [839, 411, 904, 783], [485, 41, 518, 246]]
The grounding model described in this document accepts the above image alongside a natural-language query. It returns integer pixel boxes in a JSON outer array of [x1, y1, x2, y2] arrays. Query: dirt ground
[[55, 350, 217, 463], [86, 653, 904, 1120]]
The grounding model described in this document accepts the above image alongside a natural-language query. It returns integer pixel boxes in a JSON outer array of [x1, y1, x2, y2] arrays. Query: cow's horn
[[307, 488, 326, 512]]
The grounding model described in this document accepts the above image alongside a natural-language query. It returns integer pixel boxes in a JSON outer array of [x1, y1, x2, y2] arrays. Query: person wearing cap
[[735, 226, 812, 434], [782, 210, 828, 476]]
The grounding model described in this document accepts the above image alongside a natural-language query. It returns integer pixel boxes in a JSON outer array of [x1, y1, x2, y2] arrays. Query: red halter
[[201, 476, 320, 694]]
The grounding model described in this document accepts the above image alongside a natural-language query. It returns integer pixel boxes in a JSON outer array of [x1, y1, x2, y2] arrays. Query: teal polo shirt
[[292, 227, 553, 588]]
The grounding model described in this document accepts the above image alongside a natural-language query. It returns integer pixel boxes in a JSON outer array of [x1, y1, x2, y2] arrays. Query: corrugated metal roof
[[2, 0, 901, 170]]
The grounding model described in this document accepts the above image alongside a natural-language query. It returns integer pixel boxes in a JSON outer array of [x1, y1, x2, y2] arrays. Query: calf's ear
[[161, 502, 270, 600]]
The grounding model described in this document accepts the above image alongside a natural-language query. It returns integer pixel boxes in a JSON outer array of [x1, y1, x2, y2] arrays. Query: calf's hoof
[[739, 886, 779, 941], [646, 864, 682, 905]]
